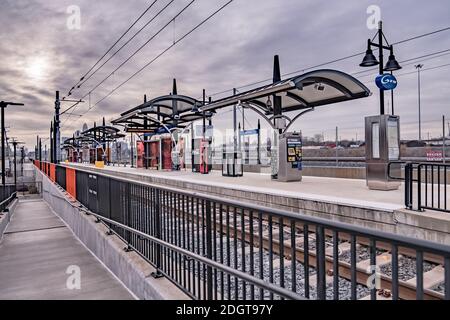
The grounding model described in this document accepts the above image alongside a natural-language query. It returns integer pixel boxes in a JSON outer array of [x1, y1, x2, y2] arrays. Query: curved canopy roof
[[81, 125, 122, 138], [64, 125, 125, 148], [121, 94, 201, 117], [112, 69, 369, 134], [112, 94, 211, 134], [200, 69, 371, 114]]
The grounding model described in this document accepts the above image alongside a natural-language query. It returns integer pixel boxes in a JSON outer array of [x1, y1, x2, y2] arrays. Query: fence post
[[316, 225, 326, 300], [124, 182, 133, 252], [205, 200, 213, 300], [151, 188, 163, 278], [417, 165, 422, 211], [405, 163, 412, 209]]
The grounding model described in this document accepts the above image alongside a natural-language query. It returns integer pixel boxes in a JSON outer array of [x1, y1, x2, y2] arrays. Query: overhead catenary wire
[[60, 0, 182, 120], [63, 0, 235, 131], [205, 26, 450, 99], [360, 62, 450, 85], [75, 0, 176, 91], [63, 22, 448, 132], [351, 48, 450, 77], [66, 0, 159, 96], [86, 0, 196, 97]]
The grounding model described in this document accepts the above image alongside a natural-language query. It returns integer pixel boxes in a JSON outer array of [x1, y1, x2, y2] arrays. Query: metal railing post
[[205, 200, 213, 300], [417, 164, 422, 211], [316, 225, 326, 300], [124, 182, 132, 252], [151, 188, 163, 278], [404, 163, 410, 209]]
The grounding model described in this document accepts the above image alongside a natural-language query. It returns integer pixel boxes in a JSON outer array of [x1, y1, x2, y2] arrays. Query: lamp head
[[360, 48, 379, 67], [384, 48, 402, 71]]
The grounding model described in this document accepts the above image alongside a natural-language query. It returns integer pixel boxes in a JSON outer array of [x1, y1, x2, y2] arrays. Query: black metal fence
[[390, 161, 450, 213], [0, 184, 17, 211], [416, 163, 449, 213], [43, 164, 450, 300]]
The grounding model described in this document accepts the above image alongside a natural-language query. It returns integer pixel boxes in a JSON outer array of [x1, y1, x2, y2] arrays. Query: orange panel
[[66, 168, 76, 198], [50, 164, 56, 182]]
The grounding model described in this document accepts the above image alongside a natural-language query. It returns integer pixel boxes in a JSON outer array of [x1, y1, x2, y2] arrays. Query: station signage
[[240, 129, 259, 136], [375, 73, 398, 91], [426, 150, 443, 162], [286, 137, 302, 170], [195, 125, 213, 138]]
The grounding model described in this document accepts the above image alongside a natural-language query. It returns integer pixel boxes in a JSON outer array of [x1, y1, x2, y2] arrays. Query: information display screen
[[387, 119, 400, 160], [286, 137, 302, 169], [372, 123, 380, 159]]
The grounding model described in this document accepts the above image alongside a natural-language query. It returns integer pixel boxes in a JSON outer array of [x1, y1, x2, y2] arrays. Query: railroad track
[[152, 197, 446, 300]]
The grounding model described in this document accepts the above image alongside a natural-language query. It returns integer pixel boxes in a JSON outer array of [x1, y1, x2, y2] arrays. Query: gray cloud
[[0, 0, 449, 148]]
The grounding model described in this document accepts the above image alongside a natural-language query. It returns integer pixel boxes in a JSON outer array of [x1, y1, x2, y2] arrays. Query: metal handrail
[[36, 161, 450, 300], [0, 191, 17, 209], [69, 201, 304, 300], [416, 162, 450, 213], [62, 163, 450, 257], [388, 161, 450, 213]]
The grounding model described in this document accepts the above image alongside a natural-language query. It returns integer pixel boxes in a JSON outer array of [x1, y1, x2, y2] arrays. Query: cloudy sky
[[1, 0, 449, 148]]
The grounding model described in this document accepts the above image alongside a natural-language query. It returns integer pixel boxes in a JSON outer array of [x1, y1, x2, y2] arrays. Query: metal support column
[[143, 94, 149, 169], [54, 91, 61, 163], [1, 104, 5, 185]]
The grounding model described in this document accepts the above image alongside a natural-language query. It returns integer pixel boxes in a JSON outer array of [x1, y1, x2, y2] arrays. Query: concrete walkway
[[0, 199, 134, 300]]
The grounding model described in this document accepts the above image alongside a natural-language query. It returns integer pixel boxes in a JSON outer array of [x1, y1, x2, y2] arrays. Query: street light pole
[[360, 21, 402, 115], [54, 91, 60, 163], [1, 104, 5, 185], [11, 141, 17, 188], [377, 22, 385, 115], [415, 64, 423, 141], [390, 71, 395, 115], [0, 101, 24, 185]]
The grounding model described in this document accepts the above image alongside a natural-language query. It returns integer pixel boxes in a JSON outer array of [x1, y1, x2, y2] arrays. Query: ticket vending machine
[[365, 115, 401, 190], [273, 132, 302, 182]]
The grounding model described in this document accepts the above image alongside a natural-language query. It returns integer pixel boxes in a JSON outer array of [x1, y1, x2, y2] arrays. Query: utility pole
[[50, 121, 53, 163], [257, 119, 261, 165], [20, 147, 24, 177], [13, 141, 17, 187], [443, 115, 447, 164], [335, 126, 338, 166], [415, 64, 423, 141], [143, 94, 148, 169], [54, 91, 61, 163], [10, 139, 23, 188], [233, 88, 237, 166], [0, 101, 24, 185], [130, 133, 134, 168]]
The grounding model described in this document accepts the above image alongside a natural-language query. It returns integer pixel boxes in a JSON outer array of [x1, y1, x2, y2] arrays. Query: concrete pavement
[[0, 199, 134, 300]]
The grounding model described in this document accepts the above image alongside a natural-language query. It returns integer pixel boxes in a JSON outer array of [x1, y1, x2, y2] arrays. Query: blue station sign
[[375, 73, 398, 91]]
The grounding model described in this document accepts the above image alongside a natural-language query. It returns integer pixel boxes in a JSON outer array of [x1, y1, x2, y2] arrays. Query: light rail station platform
[[62, 163, 450, 244]]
